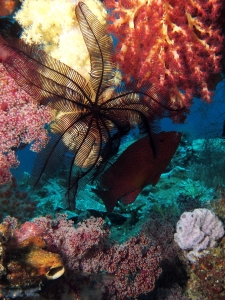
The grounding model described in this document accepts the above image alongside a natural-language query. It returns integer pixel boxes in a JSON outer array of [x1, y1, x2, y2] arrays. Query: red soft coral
[[105, 0, 223, 111]]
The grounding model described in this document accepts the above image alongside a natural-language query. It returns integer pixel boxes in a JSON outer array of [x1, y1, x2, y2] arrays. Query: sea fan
[[0, 2, 185, 209]]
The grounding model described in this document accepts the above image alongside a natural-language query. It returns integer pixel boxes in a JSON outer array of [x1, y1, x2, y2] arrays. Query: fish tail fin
[[92, 188, 118, 213]]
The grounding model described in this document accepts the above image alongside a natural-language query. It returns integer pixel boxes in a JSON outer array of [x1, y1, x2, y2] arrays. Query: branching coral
[[14, 0, 107, 80], [29, 214, 162, 299], [0, 63, 52, 184], [0, 214, 163, 298], [104, 0, 223, 109]]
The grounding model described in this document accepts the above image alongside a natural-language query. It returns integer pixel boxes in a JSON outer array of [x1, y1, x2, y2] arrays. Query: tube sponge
[[174, 208, 224, 263]]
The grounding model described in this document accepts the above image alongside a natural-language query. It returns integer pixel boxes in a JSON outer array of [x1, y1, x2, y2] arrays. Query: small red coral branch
[[105, 0, 223, 109]]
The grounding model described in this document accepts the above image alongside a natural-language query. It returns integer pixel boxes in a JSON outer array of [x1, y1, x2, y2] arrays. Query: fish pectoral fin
[[92, 188, 119, 213], [120, 188, 142, 205], [151, 173, 161, 186]]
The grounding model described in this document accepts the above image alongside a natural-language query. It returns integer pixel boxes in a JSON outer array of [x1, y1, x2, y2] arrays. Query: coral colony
[[104, 0, 223, 106], [0, 0, 224, 299], [0, 63, 52, 184]]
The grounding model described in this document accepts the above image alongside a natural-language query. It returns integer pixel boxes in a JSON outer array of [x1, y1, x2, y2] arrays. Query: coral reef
[[26, 214, 162, 299], [0, 1, 225, 299], [187, 237, 225, 300], [174, 208, 224, 262], [104, 0, 223, 109], [0, 2, 186, 210], [189, 138, 225, 188], [0, 177, 36, 221], [210, 186, 225, 222], [156, 283, 190, 300], [0, 216, 64, 298], [141, 216, 180, 264], [0, 62, 52, 184]]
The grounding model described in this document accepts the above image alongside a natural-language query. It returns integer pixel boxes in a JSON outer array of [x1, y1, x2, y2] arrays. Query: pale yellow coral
[[15, 0, 107, 80]]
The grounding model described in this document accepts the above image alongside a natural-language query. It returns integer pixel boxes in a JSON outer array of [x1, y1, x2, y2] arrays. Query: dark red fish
[[93, 131, 181, 212]]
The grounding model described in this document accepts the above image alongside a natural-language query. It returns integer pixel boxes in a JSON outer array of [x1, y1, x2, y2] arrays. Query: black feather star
[[0, 2, 185, 209]]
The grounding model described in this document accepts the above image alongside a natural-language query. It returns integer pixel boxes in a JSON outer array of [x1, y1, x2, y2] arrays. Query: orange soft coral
[[105, 0, 224, 111]]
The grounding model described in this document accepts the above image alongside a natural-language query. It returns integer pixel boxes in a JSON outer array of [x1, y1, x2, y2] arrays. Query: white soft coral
[[15, 0, 107, 80]]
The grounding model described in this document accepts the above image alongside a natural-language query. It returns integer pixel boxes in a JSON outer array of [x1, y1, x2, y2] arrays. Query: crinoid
[[0, 2, 185, 209]]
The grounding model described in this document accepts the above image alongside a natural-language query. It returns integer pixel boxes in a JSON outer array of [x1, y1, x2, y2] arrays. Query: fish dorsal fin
[[147, 122, 161, 158]]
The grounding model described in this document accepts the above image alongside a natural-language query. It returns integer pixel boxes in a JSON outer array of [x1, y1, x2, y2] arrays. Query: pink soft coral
[[105, 0, 223, 110], [0, 63, 52, 184], [15, 214, 162, 299]]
